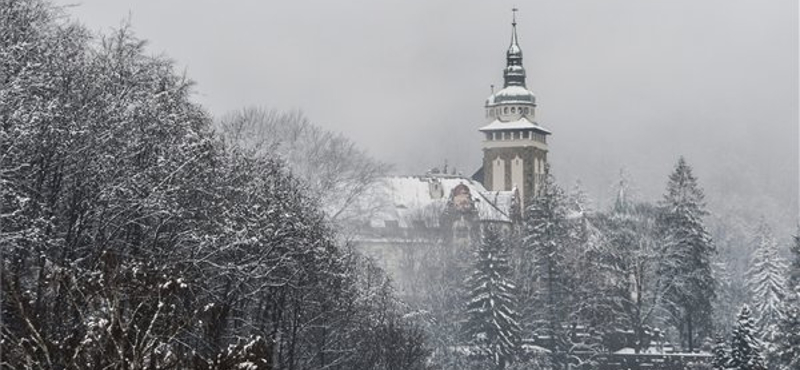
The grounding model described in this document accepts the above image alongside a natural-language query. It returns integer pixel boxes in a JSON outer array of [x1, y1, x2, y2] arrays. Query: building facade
[[475, 13, 551, 207], [353, 15, 548, 275]]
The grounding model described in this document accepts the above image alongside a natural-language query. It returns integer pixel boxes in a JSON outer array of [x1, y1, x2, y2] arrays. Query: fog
[[57, 0, 798, 234]]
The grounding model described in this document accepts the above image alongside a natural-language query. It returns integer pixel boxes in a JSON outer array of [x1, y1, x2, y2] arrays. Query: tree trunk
[[686, 312, 694, 352]]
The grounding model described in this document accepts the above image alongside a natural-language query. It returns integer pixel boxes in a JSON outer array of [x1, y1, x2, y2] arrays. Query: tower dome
[[485, 10, 537, 114]]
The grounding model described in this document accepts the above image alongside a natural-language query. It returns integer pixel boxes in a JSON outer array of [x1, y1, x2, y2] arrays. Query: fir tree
[[464, 225, 521, 369], [771, 229, 800, 370], [712, 334, 730, 370], [521, 167, 571, 367], [787, 227, 800, 301], [771, 305, 800, 370], [746, 220, 787, 333], [658, 157, 716, 351], [729, 305, 766, 370]]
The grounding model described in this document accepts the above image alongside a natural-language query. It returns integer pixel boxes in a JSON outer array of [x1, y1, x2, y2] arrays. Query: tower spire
[[511, 8, 519, 46], [504, 8, 526, 87]]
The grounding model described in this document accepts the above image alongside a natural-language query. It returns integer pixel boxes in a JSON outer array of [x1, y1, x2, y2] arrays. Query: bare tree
[[216, 107, 391, 229]]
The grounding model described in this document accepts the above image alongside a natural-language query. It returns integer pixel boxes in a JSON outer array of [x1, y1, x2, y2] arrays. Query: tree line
[[400, 159, 799, 370], [1, 1, 428, 369]]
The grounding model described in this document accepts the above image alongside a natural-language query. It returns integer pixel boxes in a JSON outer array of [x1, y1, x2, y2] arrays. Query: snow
[[366, 175, 515, 229], [487, 85, 536, 104], [479, 116, 551, 133]]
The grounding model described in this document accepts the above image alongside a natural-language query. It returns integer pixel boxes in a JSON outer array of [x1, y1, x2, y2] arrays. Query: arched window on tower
[[511, 107, 516, 113]]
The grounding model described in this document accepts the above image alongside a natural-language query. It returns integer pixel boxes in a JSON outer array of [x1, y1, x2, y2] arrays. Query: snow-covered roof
[[479, 190, 516, 219], [486, 85, 536, 105], [367, 175, 514, 229], [479, 116, 551, 134]]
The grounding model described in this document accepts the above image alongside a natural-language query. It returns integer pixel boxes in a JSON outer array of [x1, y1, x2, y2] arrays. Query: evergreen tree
[[729, 305, 766, 370], [712, 334, 731, 370], [464, 225, 521, 369], [746, 220, 787, 333], [771, 229, 800, 370], [521, 167, 570, 366], [771, 306, 800, 370], [787, 228, 800, 301], [658, 157, 716, 351], [565, 179, 591, 216]]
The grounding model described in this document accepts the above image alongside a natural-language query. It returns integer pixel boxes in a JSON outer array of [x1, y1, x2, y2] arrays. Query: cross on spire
[[512, 7, 518, 26]]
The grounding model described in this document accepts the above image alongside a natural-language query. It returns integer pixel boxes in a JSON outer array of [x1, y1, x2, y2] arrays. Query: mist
[[58, 0, 798, 234]]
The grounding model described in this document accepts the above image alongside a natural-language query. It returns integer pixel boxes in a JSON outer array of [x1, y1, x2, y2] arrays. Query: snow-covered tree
[[712, 334, 730, 370], [520, 167, 573, 368], [0, 2, 431, 369], [565, 179, 592, 216], [769, 229, 800, 370], [713, 259, 742, 337], [771, 305, 800, 370], [217, 107, 390, 229], [593, 200, 665, 353], [464, 225, 521, 369], [729, 305, 766, 370], [746, 220, 787, 333], [658, 157, 716, 351], [787, 228, 800, 301]]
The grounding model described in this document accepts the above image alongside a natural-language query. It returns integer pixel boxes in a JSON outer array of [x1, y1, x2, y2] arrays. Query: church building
[[353, 14, 551, 272], [474, 11, 551, 208]]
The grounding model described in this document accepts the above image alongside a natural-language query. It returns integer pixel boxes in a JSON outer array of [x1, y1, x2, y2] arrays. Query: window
[[504, 107, 508, 114], [511, 107, 516, 113], [524, 107, 529, 114]]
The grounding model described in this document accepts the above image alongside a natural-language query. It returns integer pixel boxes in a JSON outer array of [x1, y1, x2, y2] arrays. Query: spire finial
[[510, 8, 520, 49], [512, 7, 518, 26]]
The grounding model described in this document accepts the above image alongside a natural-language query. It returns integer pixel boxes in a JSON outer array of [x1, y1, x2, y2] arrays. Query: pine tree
[[521, 167, 571, 366], [712, 334, 730, 370], [771, 229, 800, 370], [771, 305, 800, 370], [658, 157, 716, 351], [746, 220, 787, 332], [464, 225, 521, 369], [612, 168, 635, 214], [787, 227, 800, 301], [565, 179, 591, 216], [729, 305, 766, 370]]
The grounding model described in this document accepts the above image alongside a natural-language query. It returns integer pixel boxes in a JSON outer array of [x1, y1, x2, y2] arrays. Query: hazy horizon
[[55, 0, 799, 235]]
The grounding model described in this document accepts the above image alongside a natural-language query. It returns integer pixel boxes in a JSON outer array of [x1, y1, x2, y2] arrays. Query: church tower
[[479, 10, 550, 206]]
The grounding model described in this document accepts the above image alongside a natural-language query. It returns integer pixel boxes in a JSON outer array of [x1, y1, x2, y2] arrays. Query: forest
[[1, 1, 798, 370]]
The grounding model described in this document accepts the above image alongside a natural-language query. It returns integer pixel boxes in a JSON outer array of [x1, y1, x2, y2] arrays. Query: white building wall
[[511, 155, 524, 200], [492, 156, 505, 191]]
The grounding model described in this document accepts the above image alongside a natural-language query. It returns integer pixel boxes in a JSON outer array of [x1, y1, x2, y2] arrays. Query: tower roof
[[503, 8, 526, 88], [507, 8, 523, 60]]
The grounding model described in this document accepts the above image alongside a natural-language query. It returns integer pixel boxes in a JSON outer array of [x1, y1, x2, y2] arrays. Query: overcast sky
[[56, 0, 798, 231]]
